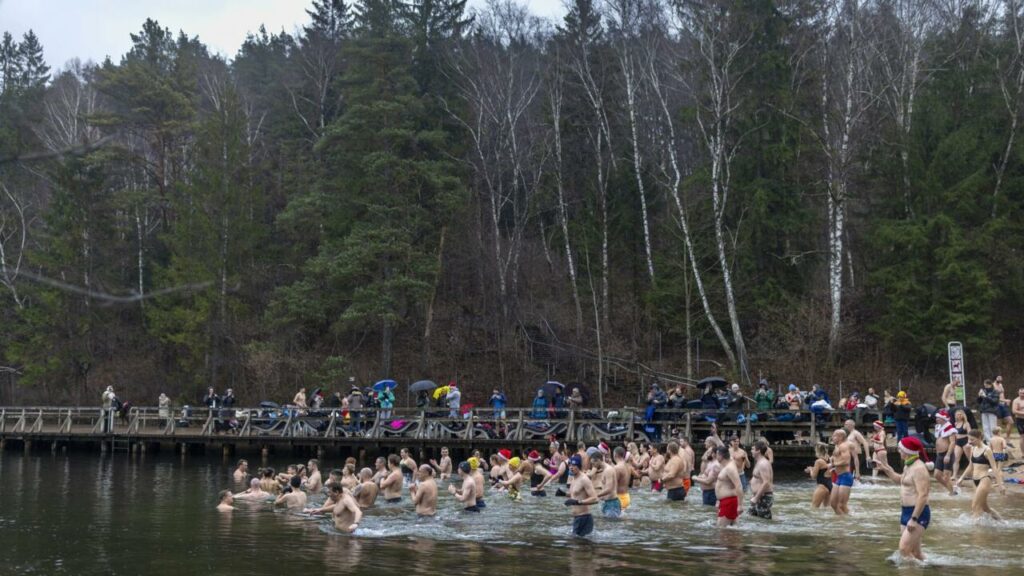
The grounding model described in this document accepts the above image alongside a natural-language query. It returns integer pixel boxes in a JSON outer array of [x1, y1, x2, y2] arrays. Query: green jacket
[[754, 389, 775, 411]]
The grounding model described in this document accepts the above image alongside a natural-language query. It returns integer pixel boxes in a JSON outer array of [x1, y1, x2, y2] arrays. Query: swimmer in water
[[233, 459, 249, 483], [372, 457, 388, 484], [714, 446, 742, 527], [874, 436, 932, 561], [234, 478, 269, 501], [217, 490, 234, 511], [429, 447, 453, 481], [954, 430, 1005, 520], [468, 457, 487, 508], [748, 440, 774, 520], [304, 482, 341, 515], [829, 429, 855, 515], [354, 468, 379, 508], [304, 459, 323, 493], [594, 457, 619, 518], [523, 451, 550, 496], [410, 464, 438, 517], [694, 443, 721, 507], [612, 446, 631, 512], [663, 441, 688, 501], [729, 436, 751, 492], [260, 468, 280, 495], [843, 419, 871, 481], [565, 455, 597, 537], [679, 439, 695, 494], [870, 420, 888, 480], [497, 457, 524, 499], [647, 444, 665, 492], [399, 448, 417, 484], [340, 465, 358, 491], [275, 476, 308, 510], [380, 454, 404, 503], [448, 461, 480, 511], [330, 483, 362, 533], [805, 443, 832, 508]]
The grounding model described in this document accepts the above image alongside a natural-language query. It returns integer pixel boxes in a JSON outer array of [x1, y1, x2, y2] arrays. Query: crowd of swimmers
[[215, 415, 1018, 563]]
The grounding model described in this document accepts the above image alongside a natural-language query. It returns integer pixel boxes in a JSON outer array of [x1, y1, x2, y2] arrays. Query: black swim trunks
[[572, 513, 594, 537], [385, 497, 401, 504], [464, 505, 480, 512], [476, 498, 486, 509], [666, 486, 686, 501], [749, 492, 773, 519]]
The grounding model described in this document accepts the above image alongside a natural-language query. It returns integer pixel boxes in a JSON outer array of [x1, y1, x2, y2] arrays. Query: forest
[[1, 0, 1023, 407]]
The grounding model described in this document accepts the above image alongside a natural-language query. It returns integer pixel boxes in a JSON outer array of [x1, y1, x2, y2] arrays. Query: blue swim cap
[[788, 384, 797, 391], [569, 455, 583, 468]]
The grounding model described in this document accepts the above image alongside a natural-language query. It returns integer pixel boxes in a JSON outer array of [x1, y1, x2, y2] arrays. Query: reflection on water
[[1, 451, 1022, 575]]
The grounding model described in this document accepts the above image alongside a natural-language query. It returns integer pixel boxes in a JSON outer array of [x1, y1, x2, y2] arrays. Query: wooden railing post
[[515, 409, 525, 441], [567, 409, 576, 443], [810, 411, 817, 442], [685, 411, 692, 441], [463, 411, 474, 440]]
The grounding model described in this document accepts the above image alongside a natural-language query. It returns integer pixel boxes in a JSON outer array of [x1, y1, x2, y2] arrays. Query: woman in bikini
[[953, 409, 971, 483], [870, 420, 888, 479], [955, 430, 1005, 520], [805, 442, 832, 508]]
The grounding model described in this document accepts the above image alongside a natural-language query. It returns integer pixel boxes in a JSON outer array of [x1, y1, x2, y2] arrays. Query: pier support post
[[24, 440, 32, 452], [140, 442, 147, 454], [0, 439, 5, 450], [317, 446, 325, 460], [180, 443, 188, 455], [223, 444, 232, 458], [101, 440, 108, 453], [261, 445, 269, 459], [51, 441, 58, 453]]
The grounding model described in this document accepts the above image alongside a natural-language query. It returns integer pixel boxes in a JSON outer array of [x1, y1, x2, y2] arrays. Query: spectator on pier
[[843, 392, 860, 413], [203, 387, 220, 410], [490, 389, 508, 419], [101, 386, 116, 433], [532, 389, 549, 419], [668, 384, 688, 410], [445, 384, 461, 419], [327, 391, 343, 408], [222, 388, 236, 408], [378, 386, 395, 419], [158, 393, 170, 427], [292, 387, 307, 409], [647, 383, 668, 408], [785, 385, 802, 410], [347, 386, 363, 432], [892, 391, 912, 440], [567, 387, 584, 411], [416, 390, 430, 409], [754, 382, 775, 413], [978, 379, 1001, 441]]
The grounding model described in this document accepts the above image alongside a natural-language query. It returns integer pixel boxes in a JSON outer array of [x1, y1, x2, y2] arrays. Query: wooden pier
[[0, 404, 908, 462]]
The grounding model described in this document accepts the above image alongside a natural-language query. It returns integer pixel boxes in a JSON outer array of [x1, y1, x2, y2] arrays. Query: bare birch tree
[[677, 0, 752, 377], [993, 0, 1024, 217]]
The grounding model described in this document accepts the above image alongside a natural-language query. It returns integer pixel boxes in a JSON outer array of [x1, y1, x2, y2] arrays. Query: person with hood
[[754, 382, 775, 413], [977, 379, 1001, 441], [489, 389, 508, 420], [445, 384, 461, 419], [101, 386, 116, 432], [532, 389, 549, 419], [378, 385, 395, 419], [346, 386, 364, 432], [892, 391, 913, 440], [157, 393, 171, 427]]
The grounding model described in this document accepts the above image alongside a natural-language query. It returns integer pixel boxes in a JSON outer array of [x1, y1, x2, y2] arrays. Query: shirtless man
[[932, 410, 957, 494], [1012, 388, 1024, 443], [647, 444, 666, 492], [380, 454, 404, 503], [662, 441, 687, 501], [679, 439, 696, 494], [593, 458, 619, 517], [304, 482, 341, 515], [694, 444, 722, 507], [259, 468, 279, 495], [353, 468, 379, 508], [469, 458, 487, 508], [612, 446, 632, 512], [410, 464, 438, 517], [748, 440, 774, 520], [330, 483, 363, 533], [429, 447, 453, 481], [371, 457, 388, 484], [941, 379, 958, 413], [216, 490, 234, 511], [234, 478, 268, 501], [829, 429, 855, 515], [275, 476, 308, 510], [448, 461, 480, 512], [233, 460, 249, 483], [843, 419, 871, 480], [714, 446, 742, 527], [874, 437, 932, 561], [564, 455, 598, 537], [304, 459, 323, 493], [728, 436, 751, 491]]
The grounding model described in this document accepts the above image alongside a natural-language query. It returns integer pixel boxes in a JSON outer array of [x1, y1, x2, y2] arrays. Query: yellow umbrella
[[432, 385, 450, 400]]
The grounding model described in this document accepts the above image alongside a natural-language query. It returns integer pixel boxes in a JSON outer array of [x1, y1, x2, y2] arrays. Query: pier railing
[[0, 404, 902, 446]]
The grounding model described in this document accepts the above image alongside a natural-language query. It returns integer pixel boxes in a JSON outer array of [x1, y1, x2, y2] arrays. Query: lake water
[[1, 451, 1022, 575]]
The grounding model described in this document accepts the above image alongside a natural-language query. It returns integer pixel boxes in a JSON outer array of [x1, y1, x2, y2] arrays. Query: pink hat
[[897, 436, 930, 462], [527, 450, 542, 462]]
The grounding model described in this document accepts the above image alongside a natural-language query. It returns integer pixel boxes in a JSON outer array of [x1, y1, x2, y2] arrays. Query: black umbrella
[[311, 387, 322, 399], [259, 401, 280, 409], [410, 380, 436, 393], [697, 376, 728, 390], [541, 380, 565, 399]]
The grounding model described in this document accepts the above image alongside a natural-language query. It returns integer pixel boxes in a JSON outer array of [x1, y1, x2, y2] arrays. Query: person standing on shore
[[1013, 388, 1024, 442], [101, 386, 116, 432]]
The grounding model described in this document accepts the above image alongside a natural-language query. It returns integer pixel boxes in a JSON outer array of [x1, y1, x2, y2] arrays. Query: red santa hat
[[497, 449, 512, 461], [872, 420, 885, 429], [897, 436, 929, 462]]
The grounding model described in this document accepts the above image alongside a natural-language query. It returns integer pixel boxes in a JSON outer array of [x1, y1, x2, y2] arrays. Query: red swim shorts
[[717, 495, 738, 520], [683, 478, 692, 492]]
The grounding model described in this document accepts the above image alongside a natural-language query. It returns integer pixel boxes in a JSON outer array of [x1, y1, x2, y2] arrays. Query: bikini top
[[971, 446, 991, 465]]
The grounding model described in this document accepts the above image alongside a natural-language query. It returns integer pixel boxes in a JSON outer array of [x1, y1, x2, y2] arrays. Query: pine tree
[[18, 30, 50, 90]]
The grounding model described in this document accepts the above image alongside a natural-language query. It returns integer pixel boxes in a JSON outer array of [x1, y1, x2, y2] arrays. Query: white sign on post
[[948, 341, 965, 405]]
